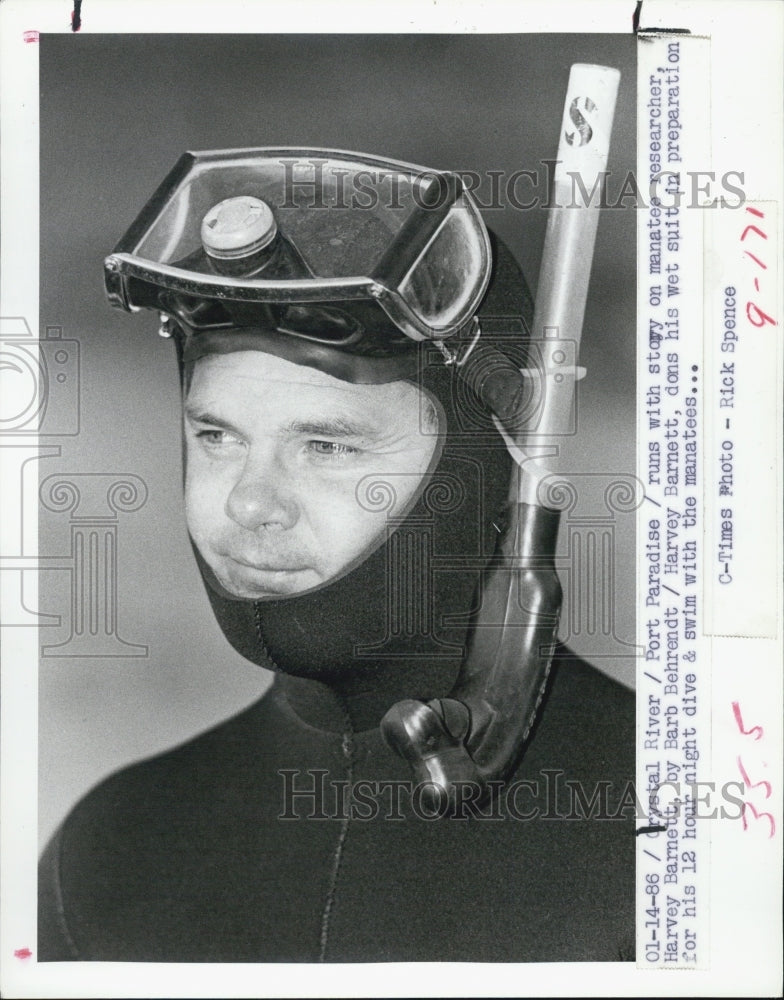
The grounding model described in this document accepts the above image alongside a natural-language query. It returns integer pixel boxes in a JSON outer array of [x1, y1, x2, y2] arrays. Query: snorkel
[[382, 65, 621, 809]]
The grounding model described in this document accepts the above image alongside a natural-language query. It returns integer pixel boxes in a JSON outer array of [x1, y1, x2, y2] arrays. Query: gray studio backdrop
[[38, 34, 637, 849]]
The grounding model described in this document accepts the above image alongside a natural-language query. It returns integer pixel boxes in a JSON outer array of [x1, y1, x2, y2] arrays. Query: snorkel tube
[[380, 64, 621, 810]]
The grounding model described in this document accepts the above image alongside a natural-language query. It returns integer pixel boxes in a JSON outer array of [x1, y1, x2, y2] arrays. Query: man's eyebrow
[[184, 407, 379, 441], [184, 406, 242, 435], [285, 417, 378, 439]]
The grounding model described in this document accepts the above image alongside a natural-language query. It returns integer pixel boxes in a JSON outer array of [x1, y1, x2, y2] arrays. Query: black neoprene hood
[[186, 236, 531, 688], [103, 145, 535, 708]]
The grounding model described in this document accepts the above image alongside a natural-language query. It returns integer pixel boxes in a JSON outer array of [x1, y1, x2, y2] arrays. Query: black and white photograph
[[35, 28, 637, 965], [0, 2, 781, 998]]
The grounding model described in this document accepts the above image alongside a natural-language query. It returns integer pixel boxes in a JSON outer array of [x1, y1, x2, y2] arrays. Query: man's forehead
[[190, 350, 412, 394], [191, 350, 355, 389], [186, 350, 429, 428]]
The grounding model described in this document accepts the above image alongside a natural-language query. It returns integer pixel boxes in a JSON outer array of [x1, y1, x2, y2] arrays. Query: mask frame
[[104, 147, 492, 348]]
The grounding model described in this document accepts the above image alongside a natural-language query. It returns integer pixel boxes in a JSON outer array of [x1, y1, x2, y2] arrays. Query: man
[[39, 150, 635, 962]]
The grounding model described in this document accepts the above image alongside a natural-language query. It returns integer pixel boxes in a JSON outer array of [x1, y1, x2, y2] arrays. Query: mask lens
[[398, 202, 488, 330], [135, 155, 416, 277]]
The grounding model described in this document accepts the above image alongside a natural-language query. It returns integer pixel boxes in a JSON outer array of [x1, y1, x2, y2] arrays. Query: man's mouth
[[228, 555, 311, 574], [214, 553, 320, 597]]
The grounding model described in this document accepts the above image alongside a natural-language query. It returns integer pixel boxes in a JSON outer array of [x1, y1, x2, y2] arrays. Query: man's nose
[[225, 449, 299, 532]]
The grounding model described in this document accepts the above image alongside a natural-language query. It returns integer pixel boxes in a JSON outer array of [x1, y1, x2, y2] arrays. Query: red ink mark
[[14, 948, 32, 960], [744, 250, 767, 269], [739, 207, 777, 326], [741, 224, 767, 242], [732, 701, 763, 739], [746, 301, 777, 327], [737, 755, 772, 799], [23, 30, 39, 43], [741, 801, 776, 839], [733, 701, 777, 840]]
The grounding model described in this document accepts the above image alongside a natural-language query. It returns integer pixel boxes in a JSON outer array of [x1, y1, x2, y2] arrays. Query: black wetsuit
[[39, 648, 635, 962]]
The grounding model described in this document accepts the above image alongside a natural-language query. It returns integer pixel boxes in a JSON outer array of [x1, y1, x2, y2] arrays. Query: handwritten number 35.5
[[731, 701, 775, 838]]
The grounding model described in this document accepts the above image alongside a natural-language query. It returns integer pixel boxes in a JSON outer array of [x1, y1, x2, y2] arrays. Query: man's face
[[184, 351, 439, 599]]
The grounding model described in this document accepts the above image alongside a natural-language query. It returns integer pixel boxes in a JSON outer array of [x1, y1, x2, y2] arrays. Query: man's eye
[[307, 440, 359, 459], [195, 429, 242, 448]]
